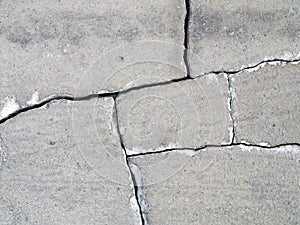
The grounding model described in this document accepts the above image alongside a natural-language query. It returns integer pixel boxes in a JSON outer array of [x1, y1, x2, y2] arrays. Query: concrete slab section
[[233, 63, 300, 146], [189, 0, 300, 75], [117, 74, 231, 154], [131, 146, 300, 225], [0, 98, 139, 224], [0, 0, 186, 117]]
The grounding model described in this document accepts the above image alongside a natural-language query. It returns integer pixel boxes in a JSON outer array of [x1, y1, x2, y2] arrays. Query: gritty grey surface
[[131, 146, 300, 225], [117, 74, 231, 154], [233, 63, 300, 145], [1, 0, 300, 224], [0, 0, 186, 111], [0, 99, 137, 224], [189, 0, 300, 75]]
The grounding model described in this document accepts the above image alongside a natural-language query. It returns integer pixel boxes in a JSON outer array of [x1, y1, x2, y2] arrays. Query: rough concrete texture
[[1, 0, 300, 224], [233, 63, 300, 145], [0, 0, 186, 115], [189, 0, 300, 75], [117, 74, 231, 154], [131, 146, 300, 225], [0, 99, 139, 224]]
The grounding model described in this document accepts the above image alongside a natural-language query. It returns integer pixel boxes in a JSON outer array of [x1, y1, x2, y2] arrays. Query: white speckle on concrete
[[264, 51, 300, 61], [125, 142, 181, 155], [129, 195, 143, 225], [239, 144, 300, 155], [0, 137, 8, 168], [257, 142, 271, 147], [174, 149, 197, 156], [129, 162, 148, 225], [206, 73, 218, 84], [0, 96, 21, 119], [245, 62, 267, 73], [26, 91, 40, 106], [291, 60, 300, 65], [267, 61, 282, 66]]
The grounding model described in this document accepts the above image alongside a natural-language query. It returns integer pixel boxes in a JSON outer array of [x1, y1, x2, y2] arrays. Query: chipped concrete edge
[[128, 162, 149, 225], [112, 97, 146, 225], [1, 53, 299, 125]]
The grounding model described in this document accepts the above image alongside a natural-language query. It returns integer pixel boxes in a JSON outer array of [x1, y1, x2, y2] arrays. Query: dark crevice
[[184, 0, 191, 78], [0, 93, 119, 124], [112, 97, 146, 225], [226, 74, 236, 144], [127, 142, 300, 158], [0, 76, 191, 125], [0, 58, 298, 125], [119, 76, 190, 96], [199, 58, 300, 77]]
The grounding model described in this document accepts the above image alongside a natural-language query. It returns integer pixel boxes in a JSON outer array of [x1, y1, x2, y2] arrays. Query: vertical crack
[[112, 96, 146, 225], [184, 0, 191, 78], [226, 74, 237, 144]]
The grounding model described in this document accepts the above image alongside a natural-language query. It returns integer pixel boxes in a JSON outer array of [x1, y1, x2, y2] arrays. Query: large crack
[[0, 77, 189, 125], [183, 0, 191, 78], [112, 97, 147, 225], [127, 142, 300, 158], [0, 54, 299, 224], [1, 58, 298, 125]]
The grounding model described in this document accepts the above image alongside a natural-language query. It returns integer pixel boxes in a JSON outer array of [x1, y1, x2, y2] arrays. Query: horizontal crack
[[127, 142, 300, 158], [1, 58, 299, 125], [0, 76, 190, 125], [197, 58, 300, 78]]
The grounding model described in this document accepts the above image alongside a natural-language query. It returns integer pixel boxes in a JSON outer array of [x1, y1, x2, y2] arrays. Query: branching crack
[[112, 97, 146, 225], [0, 76, 190, 125], [0, 59, 299, 125], [127, 142, 300, 158], [184, 0, 191, 78]]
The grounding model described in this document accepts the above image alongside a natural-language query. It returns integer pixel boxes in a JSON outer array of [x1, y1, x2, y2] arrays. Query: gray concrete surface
[[117, 74, 231, 154], [233, 63, 300, 146], [131, 146, 300, 225], [189, 0, 300, 75], [1, 0, 300, 224], [0, 0, 186, 115], [0, 99, 139, 224]]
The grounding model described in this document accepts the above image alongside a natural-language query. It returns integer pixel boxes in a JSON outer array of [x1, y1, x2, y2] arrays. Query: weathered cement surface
[[131, 146, 300, 225], [1, 0, 300, 224], [117, 74, 231, 154], [0, 0, 186, 115], [189, 0, 300, 75], [233, 63, 300, 145], [0, 99, 138, 224]]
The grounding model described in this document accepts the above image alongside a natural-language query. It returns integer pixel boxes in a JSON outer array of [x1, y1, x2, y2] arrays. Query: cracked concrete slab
[[189, 0, 300, 75], [131, 146, 300, 225], [117, 74, 231, 154], [0, 0, 186, 118], [0, 98, 140, 224], [1, 0, 300, 224], [233, 63, 300, 146]]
